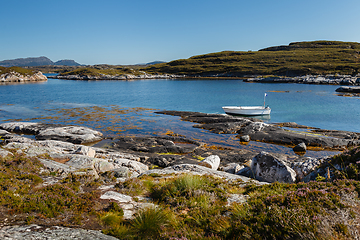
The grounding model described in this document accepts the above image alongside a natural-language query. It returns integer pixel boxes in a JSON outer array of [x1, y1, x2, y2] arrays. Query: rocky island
[[1, 110, 360, 239], [0, 67, 47, 84]]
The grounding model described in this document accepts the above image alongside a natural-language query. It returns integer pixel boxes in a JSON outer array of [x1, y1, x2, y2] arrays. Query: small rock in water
[[293, 142, 307, 152], [239, 135, 250, 142]]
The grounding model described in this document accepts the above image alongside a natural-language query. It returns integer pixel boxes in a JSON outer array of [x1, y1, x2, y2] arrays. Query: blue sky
[[1, 0, 360, 65]]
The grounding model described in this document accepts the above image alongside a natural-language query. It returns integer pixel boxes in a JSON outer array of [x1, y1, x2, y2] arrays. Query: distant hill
[[54, 60, 81, 66], [135, 61, 166, 66], [144, 40, 360, 77], [0, 56, 81, 67]]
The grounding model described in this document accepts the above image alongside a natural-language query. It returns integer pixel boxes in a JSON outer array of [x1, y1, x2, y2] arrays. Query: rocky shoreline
[[50, 72, 360, 86], [0, 71, 47, 83], [1, 114, 360, 238], [244, 74, 360, 85], [50, 72, 185, 80]]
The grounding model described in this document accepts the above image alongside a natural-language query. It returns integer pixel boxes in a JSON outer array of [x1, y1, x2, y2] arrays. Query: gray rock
[[239, 135, 250, 142], [100, 191, 133, 202], [140, 164, 266, 184], [0, 148, 13, 158], [0, 122, 103, 144], [251, 151, 296, 183], [198, 155, 220, 170], [293, 142, 307, 152], [37, 126, 103, 144], [113, 158, 149, 175], [112, 167, 129, 178], [292, 157, 326, 180], [0, 224, 117, 240], [226, 194, 248, 206], [222, 163, 242, 174], [74, 146, 96, 157]]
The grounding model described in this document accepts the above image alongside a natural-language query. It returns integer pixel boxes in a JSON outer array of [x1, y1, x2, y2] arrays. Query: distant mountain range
[[0, 56, 81, 67]]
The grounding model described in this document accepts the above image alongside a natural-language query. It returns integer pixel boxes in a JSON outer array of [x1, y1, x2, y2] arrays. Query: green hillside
[[144, 41, 360, 77], [57, 65, 143, 76], [0, 66, 37, 75]]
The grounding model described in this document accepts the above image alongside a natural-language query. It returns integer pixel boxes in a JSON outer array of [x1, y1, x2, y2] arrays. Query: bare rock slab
[[0, 122, 103, 144]]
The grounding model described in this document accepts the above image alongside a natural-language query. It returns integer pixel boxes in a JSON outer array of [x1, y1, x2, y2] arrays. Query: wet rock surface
[[157, 110, 360, 150]]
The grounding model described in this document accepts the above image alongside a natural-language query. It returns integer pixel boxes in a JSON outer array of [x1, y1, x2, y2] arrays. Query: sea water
[[1, 78, 359, 131], [0, 78, 359, 157]]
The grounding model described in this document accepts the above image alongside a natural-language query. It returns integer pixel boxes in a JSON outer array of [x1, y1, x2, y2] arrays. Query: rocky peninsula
[[244, 74, 360, 85], [0, 70, 47, 83], [1, 110, 360, 239], [51, 72, 185, 80]]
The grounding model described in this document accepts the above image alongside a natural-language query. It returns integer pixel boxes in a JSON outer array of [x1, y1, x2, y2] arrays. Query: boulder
[[293, 142, 307, 152], [239, 135, 250, 142], [222, 163, 242, 174], [198, 155, 220, 170], [111, 167, 130, 178], [251, 151, 296, 183]]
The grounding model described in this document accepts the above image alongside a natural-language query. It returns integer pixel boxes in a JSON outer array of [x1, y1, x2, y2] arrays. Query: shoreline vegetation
[[1, 113, 360, 239]]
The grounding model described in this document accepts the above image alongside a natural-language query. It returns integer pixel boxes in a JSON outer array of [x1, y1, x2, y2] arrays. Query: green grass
[[144, 40, 360, 76], [58, 65, 143, 77], [0, 66, 37, 75]]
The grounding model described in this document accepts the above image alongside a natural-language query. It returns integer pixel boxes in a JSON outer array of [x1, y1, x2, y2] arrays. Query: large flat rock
[[0, 122, 103, 144]]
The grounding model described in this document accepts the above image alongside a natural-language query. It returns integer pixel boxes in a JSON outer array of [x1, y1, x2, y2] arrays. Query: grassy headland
[[145, 40, 360, 77], [31, 40, 360, 78], [0, 66, 37, 76]]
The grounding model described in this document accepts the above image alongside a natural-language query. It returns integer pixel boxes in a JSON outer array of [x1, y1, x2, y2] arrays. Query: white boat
[[222, 93, 271, 116], [222, 106, 271, 115]]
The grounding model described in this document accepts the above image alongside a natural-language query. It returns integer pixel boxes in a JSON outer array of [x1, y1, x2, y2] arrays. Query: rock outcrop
[[52, 73, 185, 80], [157, 111, 360, 150], [0, 122, 103, 144], [0, 225, 118, 240], [336, 86, 360, 93], [0, 71, 47, 83], [250, 151, 297, 183], [244, 75, 360, 85]]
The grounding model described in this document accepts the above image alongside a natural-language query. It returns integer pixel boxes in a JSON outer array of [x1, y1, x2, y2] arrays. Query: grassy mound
[[144, 41, 360, 77], [0, 66, 38, 76]]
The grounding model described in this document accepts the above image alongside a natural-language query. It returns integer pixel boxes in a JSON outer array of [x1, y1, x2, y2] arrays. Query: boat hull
[[222, 106, 271, 116]]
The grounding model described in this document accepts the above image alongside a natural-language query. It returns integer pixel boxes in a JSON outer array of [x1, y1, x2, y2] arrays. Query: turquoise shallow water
[[0, 78, 359, 158], [1, 78, 359, 132]]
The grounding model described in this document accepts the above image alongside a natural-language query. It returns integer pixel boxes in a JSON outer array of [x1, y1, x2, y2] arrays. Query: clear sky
[[1, 0, 360, 65]]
